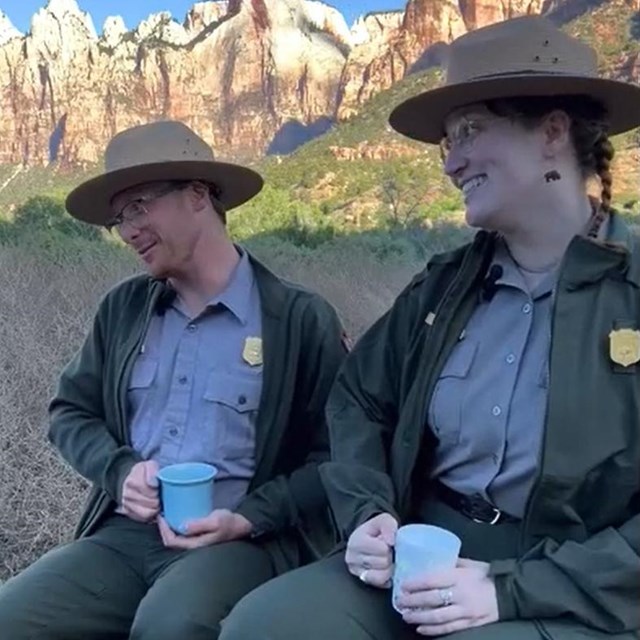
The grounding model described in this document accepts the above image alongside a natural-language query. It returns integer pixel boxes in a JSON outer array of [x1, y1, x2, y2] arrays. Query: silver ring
[[439, 587, 454, 607], [359, 569, 369, 584]]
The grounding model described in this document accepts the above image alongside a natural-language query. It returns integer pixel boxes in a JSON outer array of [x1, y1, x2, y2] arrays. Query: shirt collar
[[206, 246, 254, 325], [171, 246, 255, 325], [490, 238, 556, 300]]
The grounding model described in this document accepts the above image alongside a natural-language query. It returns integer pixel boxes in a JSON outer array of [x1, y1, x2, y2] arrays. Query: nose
[[443, 144, 468, 180], [117, 221, 140, 245]]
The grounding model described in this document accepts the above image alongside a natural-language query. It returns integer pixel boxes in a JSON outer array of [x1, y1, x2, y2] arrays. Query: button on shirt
[[126, 249, 263, 512], [427, 240, 556, 518]]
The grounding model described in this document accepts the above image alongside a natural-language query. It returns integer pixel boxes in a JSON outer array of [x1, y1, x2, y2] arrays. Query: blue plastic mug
[[156, 462, 217, 533]]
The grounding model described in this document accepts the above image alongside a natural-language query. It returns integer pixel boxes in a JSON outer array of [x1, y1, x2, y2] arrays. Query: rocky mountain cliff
[[0, 0, 349, 166], [1, 0, 638, 168]]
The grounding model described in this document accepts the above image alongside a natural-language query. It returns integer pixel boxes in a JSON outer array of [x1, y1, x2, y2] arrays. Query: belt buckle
[[471, 507, 502, 525], [464, 495, 502, 525]]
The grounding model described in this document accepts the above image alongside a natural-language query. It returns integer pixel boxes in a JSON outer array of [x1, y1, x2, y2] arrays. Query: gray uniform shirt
[[428, 239, 556, 517], [126, 248, 263, 511]]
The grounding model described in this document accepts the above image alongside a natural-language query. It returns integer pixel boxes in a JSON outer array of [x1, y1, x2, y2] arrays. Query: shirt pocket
[[203, 371, 261, 461], [428, 339, 478, 445], [129, 357, 159, 389]]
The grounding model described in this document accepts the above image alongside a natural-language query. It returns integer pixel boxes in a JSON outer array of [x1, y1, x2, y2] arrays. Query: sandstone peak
[[303, 0, 353, 47], [0, 11, 22, 46], [31, 0, 98, 41], [102, 15, 128, 47], [350, 11, 403, 45], [45, 0, 81, 16], [136, 11, 189, 45], [185, 1, 230, 32]]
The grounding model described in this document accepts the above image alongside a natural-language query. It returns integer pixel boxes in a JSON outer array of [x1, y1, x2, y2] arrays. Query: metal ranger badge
[[242, 337, 263, 366], [609, 328, 640, 367]]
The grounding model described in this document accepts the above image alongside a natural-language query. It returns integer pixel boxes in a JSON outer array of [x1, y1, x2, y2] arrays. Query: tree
[[380, 163, 431, 228]]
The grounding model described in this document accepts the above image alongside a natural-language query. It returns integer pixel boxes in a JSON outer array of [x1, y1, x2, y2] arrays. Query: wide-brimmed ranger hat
[[389, 15, 640, 144], [66, 120, 264, 225]]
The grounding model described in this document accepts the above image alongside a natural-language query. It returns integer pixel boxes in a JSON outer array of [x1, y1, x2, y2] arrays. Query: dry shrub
[[0, 234, 438, 581], [250, 243, 423, 338], [0, 243, 137, 580]]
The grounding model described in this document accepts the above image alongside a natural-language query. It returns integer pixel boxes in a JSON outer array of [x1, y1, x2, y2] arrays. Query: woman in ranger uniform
[[219, 15, 640, 640]]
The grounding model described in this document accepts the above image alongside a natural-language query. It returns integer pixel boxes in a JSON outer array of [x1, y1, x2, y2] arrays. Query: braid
[[570, 119, 614, 237], [582, 133, 614, 238], [593, 134, 614, 213]]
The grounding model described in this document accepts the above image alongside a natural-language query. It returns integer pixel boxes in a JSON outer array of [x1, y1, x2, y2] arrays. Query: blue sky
[[3, 0, 408, 33]]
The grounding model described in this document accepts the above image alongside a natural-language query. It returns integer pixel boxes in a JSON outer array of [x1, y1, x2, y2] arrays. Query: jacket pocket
[[203, 371, 261, 461], [428, 339, 478, 445]]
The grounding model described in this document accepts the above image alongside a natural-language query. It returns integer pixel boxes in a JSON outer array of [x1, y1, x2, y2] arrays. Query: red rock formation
[[329, 141, 422, 160], [337, 0, 468, 120], [0, 0, 348, 166], [1, 0, 637, 167], [459, 0, 543, 30]]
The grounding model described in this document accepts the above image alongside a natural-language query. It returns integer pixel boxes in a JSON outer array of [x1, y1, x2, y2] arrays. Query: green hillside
[[256, 67, 461, 230], [2, 2, 639, 235], [255, 0, 640, 226]]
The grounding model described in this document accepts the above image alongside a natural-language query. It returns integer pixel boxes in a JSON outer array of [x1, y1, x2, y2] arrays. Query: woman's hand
[[345, 513, 398, 589], [395, 558, 499, 636]]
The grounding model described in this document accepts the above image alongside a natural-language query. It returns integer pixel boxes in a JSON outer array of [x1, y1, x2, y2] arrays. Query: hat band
[[453, 68, 598, 83]]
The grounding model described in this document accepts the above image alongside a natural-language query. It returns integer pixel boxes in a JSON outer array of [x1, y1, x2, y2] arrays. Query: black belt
[[434, 482, 519, 525]]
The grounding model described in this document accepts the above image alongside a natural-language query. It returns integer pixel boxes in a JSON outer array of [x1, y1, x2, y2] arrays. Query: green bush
[[8, 196, 103, 243]]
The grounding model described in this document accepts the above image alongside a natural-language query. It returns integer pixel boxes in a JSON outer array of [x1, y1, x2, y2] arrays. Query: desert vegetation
[[0, 194, 474, 581]]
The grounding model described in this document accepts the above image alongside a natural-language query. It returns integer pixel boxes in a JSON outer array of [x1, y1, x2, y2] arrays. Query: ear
[[186, 181, 209, 212], [540, 109, 572, 159]]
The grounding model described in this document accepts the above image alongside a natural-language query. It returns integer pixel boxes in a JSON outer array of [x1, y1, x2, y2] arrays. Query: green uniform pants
[[0, 514, 276, 639], [219, 500, 638, 640]]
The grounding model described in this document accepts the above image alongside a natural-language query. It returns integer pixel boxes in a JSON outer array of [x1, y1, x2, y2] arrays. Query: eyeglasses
[[106, 183, 188, 232], [439, 115, 495, 163]]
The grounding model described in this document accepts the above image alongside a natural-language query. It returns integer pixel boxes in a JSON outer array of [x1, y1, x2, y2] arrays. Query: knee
[[130, 612, 219, 640], [0, 579, 41, 639], [219, 605, 269, 640], [220, 589, 299, 640]]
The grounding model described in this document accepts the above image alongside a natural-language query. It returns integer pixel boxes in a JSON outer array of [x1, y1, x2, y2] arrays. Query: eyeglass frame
[[105, 182, 192, 232], [438, 114, 503, 164]]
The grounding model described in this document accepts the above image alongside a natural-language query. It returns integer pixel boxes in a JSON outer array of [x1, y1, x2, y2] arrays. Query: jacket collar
[[560, 212, 640, 290], [429, 214, 640, 290], [246, 251, 290, 317]]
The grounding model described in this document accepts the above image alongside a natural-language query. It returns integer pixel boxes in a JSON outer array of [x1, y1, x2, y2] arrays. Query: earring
[[544, 170, 561, 183]]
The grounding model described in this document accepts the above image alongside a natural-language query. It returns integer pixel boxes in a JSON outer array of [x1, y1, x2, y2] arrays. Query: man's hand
[[120, 460, 160, 523], [395, 558, 499, 636], [345, 513, 398, 589], [157, 509, 253, 550]]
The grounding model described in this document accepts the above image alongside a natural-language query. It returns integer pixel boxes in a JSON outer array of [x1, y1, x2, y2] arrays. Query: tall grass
[[0, 224, 470, 581]]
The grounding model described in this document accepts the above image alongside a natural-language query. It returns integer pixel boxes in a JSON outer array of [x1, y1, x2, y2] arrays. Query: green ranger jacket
[[320, 213, 640, 638], [48, 253, 347, 573]]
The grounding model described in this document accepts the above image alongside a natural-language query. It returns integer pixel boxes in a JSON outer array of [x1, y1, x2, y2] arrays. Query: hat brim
[[388, 73, 640, 144], [65, 160, 264, 225]]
